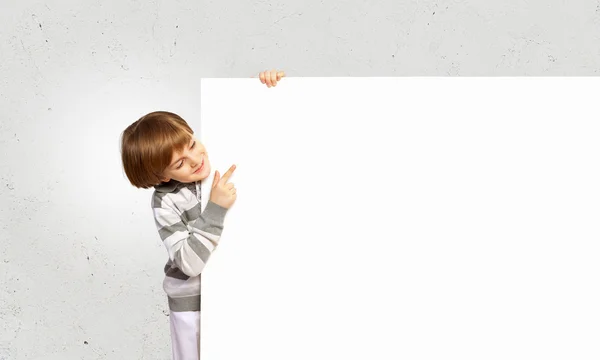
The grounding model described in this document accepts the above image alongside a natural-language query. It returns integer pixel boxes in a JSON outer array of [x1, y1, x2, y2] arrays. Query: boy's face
[[160, 135, 211, 184]]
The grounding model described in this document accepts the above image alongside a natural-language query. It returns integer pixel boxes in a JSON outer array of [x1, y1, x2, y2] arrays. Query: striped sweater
[[152, 179, 228, 312]]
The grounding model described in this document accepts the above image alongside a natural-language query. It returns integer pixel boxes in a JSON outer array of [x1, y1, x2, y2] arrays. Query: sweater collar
[[154, 180, 183, 193]]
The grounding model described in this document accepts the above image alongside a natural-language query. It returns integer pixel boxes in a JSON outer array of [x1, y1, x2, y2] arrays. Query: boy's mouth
[[193, 159, 204, 174]]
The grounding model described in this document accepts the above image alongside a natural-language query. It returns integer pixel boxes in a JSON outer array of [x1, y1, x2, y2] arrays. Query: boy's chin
[[174, 165, 211, 183], [193, 165, 211, 181]]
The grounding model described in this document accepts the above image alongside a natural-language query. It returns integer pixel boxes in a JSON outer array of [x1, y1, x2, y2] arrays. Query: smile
[[193, 159, 204, 174]]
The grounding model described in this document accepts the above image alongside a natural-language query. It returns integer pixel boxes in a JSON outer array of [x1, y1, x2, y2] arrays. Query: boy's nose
[[190, 156, 201, 168]]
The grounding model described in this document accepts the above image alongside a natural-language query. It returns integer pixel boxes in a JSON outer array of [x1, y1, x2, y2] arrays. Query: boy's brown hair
[[121, 111, 194, 188]]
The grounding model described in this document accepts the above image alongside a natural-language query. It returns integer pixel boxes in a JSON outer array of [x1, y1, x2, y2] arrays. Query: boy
[[120, 70, 285, 359]]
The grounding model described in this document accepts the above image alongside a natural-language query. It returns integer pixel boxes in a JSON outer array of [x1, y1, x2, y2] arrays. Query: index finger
[[220, 164, 236, 183]]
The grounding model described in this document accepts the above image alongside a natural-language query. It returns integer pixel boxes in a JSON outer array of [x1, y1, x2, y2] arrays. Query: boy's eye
[[177, 160, 184, 169], [191, 141, 196, 148]]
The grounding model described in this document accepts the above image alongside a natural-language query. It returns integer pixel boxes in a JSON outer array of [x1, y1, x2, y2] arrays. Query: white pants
[[169, 311, 201, 360]]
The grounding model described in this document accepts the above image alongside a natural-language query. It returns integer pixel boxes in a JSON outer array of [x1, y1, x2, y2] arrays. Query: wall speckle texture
[[0, 0, 599, 359]]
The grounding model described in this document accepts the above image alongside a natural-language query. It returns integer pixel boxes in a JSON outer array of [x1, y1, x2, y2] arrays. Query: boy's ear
[[160, 177, 170, 183]]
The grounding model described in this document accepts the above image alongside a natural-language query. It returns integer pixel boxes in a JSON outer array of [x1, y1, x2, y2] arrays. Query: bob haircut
[[121, 111, 194, 188]]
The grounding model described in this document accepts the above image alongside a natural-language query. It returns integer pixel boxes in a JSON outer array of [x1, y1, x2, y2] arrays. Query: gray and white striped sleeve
[[153, 197, 229, 277]]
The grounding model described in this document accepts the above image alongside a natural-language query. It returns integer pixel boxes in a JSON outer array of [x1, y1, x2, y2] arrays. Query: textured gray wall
[[2, 0, 599, 81], [1, 0, 599, 359]]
